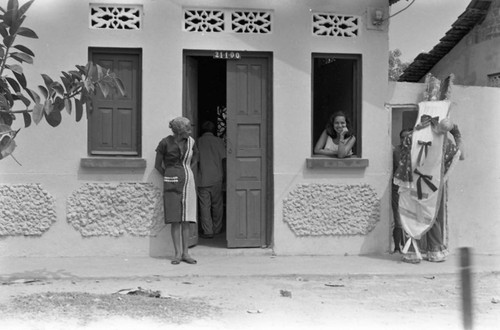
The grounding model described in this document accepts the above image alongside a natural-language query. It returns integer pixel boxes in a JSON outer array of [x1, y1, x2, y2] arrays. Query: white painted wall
[[388, 82, 500, 255], [0, 0, 393, 256]]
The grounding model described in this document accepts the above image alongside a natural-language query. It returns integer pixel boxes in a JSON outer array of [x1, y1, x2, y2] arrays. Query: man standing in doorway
[[197, 121, 226, 238]]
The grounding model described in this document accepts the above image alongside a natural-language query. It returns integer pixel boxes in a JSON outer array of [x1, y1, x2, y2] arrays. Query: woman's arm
[[154, 152, 164, 176], [314, 130, 337, 156], [338, 135, 356, 158]]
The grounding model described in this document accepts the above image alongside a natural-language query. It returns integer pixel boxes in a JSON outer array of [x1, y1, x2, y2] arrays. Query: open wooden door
[[183, 55, 199, 247], [226, 56, 269, 248]]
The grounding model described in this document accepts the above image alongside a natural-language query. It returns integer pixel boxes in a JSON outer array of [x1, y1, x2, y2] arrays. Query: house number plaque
[[213, 51, 241, 60]]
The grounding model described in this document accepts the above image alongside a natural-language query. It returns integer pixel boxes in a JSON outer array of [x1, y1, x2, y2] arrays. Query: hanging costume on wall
[[393, 100, 461, 262]]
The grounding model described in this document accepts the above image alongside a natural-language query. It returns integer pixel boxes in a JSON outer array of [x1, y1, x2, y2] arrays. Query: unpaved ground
[[0, 272, 499, 330]]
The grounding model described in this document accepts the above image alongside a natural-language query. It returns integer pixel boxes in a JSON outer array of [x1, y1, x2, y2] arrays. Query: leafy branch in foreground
[[0, 0, 125, 161]]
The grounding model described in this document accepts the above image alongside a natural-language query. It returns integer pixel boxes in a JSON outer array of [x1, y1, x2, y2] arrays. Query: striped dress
[[155, 135, 198, 223]]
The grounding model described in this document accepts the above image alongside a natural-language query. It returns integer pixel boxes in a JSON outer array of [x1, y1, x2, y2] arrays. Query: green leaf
[[96, 64, 105, 80], [53, 97, 64, 112], [69, 70, 82, 80], [25, 88, 40, 103], [98, 81, 110, 98], [60, 75, 71, 92], [83, 77, 93, 92], [44, 109, 61, 127], [41, 74, 54, 91], [38, 85, 48, 99], [16, 26, 37, 38], [114, 77, 126, 96], [43, 98, 52, 115], [7, 0, 19, 13], [13, 44, 34, 56], [17, 93, 30, 107], [13, 71, 26, 88], [3, 35, 14, 47], [61, 71, 72, 81], [75, 65, 86, 75], [51, 82, 64, 96], [3, 88, 13, 107], [6, 77, 20, 93], [80, 88, 88, 104], [22, 110, 30, 127], [6, 63, 23, 74], [0, 111, 13, 125], [18, 0, 34, 18], [9, 14, 25, 35], [75, 98, 83, 122], [64, 98, 71, 115], [0, 93, 9, 109], [0, 24, 8, 39], [4, 0, 18, 27], [32, 103, 43, 124], [10, 51, 33, 64], [0, 77, 9, 91], [5, 77, 21, 93]]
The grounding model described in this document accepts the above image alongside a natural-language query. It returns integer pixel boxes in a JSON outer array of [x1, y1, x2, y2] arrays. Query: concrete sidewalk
[[1, 252, 499, 281]]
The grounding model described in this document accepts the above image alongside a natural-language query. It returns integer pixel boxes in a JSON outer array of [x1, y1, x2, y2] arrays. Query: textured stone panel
[[283, 184, 380, 236], [67, 183, 163, 237], [0, 184, 56, 236]]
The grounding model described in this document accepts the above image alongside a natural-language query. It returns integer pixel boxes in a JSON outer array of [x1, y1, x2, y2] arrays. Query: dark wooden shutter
[[89, 49, 141, 155]]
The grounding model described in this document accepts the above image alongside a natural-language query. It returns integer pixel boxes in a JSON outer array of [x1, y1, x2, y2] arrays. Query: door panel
[[183, 55, 199, 247], [227, 57, 268, 248]]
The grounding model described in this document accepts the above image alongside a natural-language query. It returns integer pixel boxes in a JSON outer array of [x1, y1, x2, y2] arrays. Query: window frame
[[87, 47, 143, 157], [311, 53, 362, 158]]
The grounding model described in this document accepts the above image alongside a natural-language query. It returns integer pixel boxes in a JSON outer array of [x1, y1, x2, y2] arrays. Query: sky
[[388, 0, 472, 63]]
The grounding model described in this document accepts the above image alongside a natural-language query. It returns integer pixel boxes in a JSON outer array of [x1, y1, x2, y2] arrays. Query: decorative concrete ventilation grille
[[231, 11, 271, 33], [90, 4, 142, 30], [183, 9, 272, 33], [184, 9, 225, 32], [488, 73, 500, 87], [312, 13, 359, 37]]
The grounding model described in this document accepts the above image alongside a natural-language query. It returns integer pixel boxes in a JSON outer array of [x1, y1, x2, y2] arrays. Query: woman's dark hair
[[325, 111, 354, 139]]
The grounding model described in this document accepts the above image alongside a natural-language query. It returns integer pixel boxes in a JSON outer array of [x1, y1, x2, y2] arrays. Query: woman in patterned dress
[[155, 117, 198, 265]]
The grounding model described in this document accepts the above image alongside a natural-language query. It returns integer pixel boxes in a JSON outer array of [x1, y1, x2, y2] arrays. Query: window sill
[[80, 157, 147, 169], [306, 157, 369, 169]]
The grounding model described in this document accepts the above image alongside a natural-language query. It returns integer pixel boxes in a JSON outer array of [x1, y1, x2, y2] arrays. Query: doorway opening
[[184, 50, 272, 250], [186, 55, 228, 249]]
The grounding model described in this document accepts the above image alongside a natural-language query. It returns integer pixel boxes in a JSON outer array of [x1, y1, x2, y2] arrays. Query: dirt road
[[1, 272, 499, 330]]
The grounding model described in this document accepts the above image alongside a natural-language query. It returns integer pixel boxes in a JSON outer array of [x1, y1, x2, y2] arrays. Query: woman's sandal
[[181, 256, 197, 264], [171, 258, 181, 265]]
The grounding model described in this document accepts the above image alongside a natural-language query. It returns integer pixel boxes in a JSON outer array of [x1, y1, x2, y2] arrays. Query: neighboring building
[[0, 0, 406, 257], [399, 0, 500, 87], [390, 0, 500, 256]]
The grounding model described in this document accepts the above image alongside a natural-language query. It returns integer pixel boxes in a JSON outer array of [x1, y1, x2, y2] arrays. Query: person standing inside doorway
[[155, 117, 198, 265], [197, 121, 226, 239]]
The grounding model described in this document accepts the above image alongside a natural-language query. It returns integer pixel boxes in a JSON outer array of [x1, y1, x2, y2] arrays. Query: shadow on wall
[[146, 168, 173, 258], [359, 179, 391, 255], [149, 224, 173, 258]]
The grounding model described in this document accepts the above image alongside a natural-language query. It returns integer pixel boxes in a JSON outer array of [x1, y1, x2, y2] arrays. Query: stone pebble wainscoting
[[0, 184, 56, 236], [67, 183, 164, 237], [0, 182, 164, 238], [283, 183, 380, 236]]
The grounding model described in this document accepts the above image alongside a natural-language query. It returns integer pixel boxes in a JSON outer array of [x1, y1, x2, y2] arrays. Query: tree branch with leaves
[[0, 0, 125, 162]]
